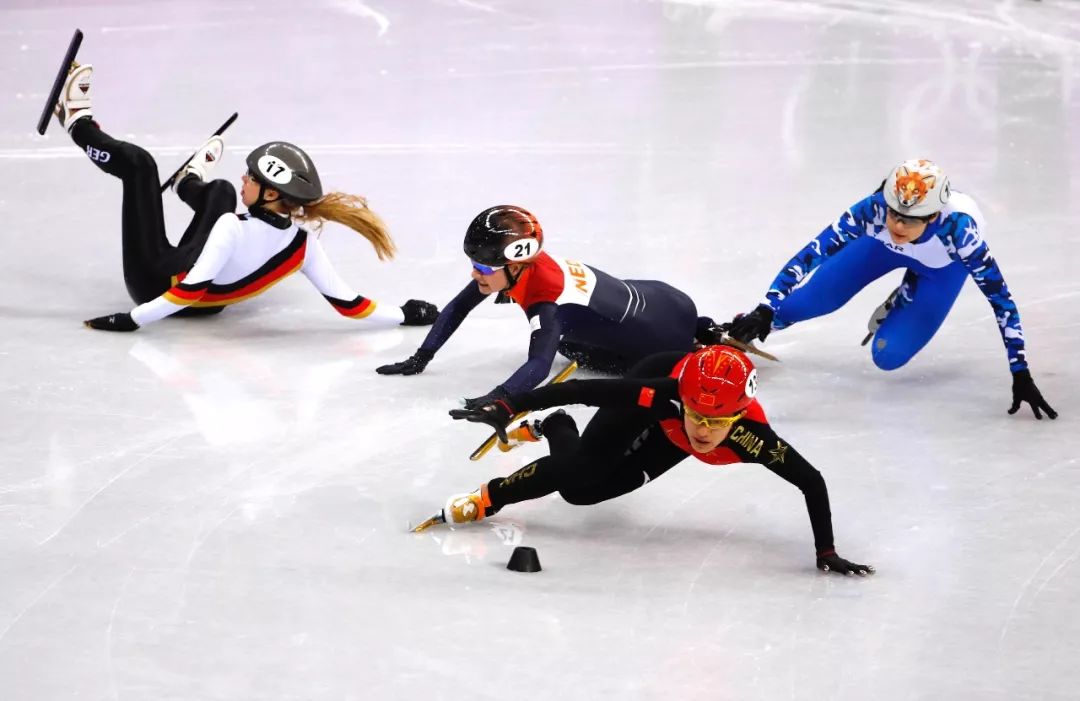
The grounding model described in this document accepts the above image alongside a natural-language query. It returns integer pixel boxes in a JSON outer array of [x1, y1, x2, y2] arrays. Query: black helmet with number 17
[[463, 205, 544, 267], [245, 142, 323, 204]]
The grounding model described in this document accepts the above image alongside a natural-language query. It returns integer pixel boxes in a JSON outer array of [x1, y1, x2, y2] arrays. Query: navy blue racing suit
[[419, 251, 702, 395]]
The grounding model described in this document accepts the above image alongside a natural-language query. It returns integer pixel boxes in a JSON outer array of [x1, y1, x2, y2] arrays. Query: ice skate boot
[[861, 287, 899, 346], [173, 135, 225, 193], [410, 485, 492, 533], [497, 418, 543, 453], [55, 61, 93, 132]]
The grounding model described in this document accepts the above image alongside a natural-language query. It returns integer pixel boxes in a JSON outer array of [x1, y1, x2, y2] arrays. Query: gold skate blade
[[719, 335, 780, 362], [410, 512, 446, 533]]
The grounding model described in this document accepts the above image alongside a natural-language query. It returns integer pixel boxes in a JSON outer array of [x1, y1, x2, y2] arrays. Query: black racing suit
[[71, 119, 233, 313], [484, 351, 836, 553]]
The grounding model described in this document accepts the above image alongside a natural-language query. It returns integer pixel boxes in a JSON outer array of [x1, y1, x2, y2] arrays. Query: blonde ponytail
[[292, 192, 397, 261]]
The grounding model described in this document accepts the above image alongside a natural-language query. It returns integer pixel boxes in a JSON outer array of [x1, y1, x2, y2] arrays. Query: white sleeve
[[129, 213, 240, 326], [300, 235, 405, 325]]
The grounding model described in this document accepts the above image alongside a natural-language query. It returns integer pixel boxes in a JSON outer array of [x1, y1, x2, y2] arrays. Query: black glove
[[693, 321, 725, 347], [816, 549, 874, 576], [1008, 369, 1058, 420], [375, 348, 434, 375], [726, 305, 774, 344], [462, 386, 511, 411], [449, 400, 515, 442], [84, 312, 139, 332], [400, 299, 439, 326]]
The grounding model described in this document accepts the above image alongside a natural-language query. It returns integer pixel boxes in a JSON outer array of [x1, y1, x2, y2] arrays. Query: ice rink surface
[[2, 0, 1079, 699]]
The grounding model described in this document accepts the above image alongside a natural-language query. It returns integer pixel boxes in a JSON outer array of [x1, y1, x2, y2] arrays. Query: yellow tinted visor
[[684, 406, 744, 429]]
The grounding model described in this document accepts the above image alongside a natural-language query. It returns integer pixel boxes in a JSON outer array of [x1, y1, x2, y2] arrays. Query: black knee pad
[[558, 487, 603, 506], [202, 178, 237, 201], [540, 409, 577, 435], [558, 470, 620, 506], [177, 176, 238, 210]]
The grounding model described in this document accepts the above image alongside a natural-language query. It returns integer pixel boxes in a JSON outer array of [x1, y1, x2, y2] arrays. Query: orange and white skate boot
[[497, 419, 543, 452], [410, 484, 492, 533], [443, 485, 491, 525]]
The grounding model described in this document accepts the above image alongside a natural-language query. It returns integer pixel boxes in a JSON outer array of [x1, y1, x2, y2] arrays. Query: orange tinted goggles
[[684, 406, 744, 429]]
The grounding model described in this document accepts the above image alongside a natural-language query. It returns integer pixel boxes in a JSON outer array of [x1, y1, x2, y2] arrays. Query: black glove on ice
[[375, 348, 434, 375], [816, 549, 875, 576], [1008, 369, 1057, 420], [84, 312, 139, 332], [400, 299, 439, 326]]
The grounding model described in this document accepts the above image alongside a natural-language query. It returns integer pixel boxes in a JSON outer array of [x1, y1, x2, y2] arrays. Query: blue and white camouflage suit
[[759, 189, 1025, 372]]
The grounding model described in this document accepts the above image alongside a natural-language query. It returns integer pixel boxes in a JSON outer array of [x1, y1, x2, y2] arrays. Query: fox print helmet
[[883, 159, 950, 218]]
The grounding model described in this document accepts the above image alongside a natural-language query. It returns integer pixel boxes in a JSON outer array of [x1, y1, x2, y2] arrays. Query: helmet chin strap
[[494, 264, 526, 303], [503, 265, 529, 291], [248, 182, 292, 230]]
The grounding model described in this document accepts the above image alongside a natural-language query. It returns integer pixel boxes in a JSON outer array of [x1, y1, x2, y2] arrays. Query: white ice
[[2, 1, 1079, 699]]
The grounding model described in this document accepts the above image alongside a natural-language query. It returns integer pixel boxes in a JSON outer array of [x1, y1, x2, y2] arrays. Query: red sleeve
[[744, 399, 767, 423]]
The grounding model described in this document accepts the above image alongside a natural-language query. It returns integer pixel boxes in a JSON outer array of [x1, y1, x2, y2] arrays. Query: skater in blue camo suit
[[724, 159, 1057, 420]]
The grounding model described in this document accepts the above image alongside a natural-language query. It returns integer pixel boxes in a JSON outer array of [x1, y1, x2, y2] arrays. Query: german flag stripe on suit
[[325, 294, 377, 318], [164, 231, 307, 307]]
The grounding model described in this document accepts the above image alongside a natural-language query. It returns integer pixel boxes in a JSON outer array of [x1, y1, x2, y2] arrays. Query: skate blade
[[719, 335, 780, 362], [410, 512, 446, 533], [496, 440, 521, 453], [37, 29, 83, 136]]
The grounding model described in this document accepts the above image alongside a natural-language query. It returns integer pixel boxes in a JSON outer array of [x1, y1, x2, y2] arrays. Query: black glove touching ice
[[375, 348, 434, 375], [816, 549, 874, 576], [84, 312, 139, 332], [1008, 369, 1057, 420], [400, 299, 439, 326]]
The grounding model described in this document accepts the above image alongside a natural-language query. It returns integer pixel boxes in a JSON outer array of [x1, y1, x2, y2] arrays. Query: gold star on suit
[[767, 441, 788, 465]]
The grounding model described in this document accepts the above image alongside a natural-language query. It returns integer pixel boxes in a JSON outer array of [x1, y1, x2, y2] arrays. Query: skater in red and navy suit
[[424, 345, 873, 576], [377, 205, 717, 408]]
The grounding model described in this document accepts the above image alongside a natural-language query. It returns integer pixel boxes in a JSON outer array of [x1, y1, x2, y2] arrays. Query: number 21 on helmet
[[463, 205, 544, 267]]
